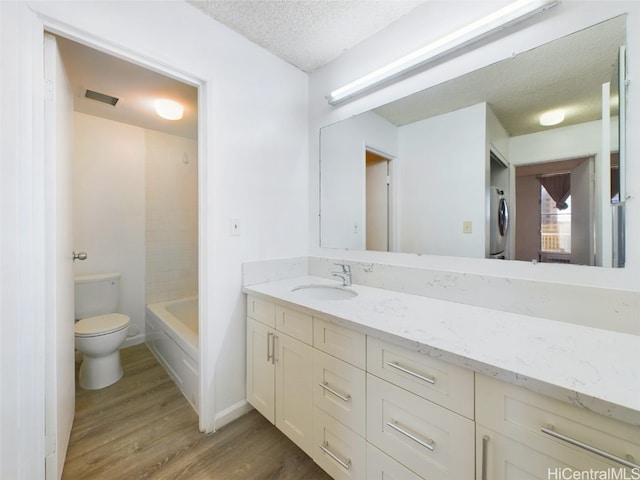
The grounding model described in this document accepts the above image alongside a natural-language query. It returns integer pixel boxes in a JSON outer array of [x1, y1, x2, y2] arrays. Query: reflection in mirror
[[320, 16, 627, 267]]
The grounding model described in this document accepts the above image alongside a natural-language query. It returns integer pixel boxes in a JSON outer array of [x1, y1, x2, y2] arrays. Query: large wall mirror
[[320, 16, 627, 268]]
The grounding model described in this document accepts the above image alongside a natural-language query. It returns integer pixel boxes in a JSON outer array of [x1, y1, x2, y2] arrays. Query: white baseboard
[[214, 400, 254, 430]]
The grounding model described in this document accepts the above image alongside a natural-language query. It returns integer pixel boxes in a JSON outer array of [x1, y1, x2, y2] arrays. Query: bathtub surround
[[145, 130, 198, 305]]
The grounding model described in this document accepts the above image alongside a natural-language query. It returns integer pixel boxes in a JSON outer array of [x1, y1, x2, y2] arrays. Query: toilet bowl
[[75, 313, 130, 390], [74, 273, 130, 390]]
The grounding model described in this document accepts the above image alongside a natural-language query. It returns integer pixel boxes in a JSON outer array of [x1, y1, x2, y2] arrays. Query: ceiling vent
[[84, 89, 119, 106]]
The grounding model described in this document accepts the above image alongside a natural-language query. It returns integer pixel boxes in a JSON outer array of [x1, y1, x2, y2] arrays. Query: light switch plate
[[463, 221, 472, 234]]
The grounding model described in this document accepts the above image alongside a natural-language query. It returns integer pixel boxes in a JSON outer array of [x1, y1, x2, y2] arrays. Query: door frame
[[39, 11, 212, 459]]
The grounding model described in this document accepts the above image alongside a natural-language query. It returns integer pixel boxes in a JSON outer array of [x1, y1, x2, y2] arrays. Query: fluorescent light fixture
[[155, 99, 184, 120], [539, 109, 565, 126], [327, 0, 559, 105]]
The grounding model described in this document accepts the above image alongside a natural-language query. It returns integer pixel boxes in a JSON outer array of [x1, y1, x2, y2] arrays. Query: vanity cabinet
[[246, 293, 639, 480], [475, 375, 640, 479], [246, 296, 314, 456]]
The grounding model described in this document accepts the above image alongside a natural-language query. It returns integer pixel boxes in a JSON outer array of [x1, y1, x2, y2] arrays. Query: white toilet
[[75, 273, 130, 390]]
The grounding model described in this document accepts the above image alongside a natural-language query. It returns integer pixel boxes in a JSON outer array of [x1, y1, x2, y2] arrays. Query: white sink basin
[[291, 284, 358, 301]]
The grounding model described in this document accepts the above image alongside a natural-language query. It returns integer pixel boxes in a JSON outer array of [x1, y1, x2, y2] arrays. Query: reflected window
[[540, 186, 571, 254]]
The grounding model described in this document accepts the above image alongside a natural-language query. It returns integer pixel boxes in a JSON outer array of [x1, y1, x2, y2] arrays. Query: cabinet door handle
[[266, 332, 273, 363], [319, 441, 351, 470], [387, 361, 436, 384], [541, 425, 639, 469], [319, 382, 351, 403], [386, 419, 435, 451], [271, 335, 277, 365], [481, 435, 490, 480]]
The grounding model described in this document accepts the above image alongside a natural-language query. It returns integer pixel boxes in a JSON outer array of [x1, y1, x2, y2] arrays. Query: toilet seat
[[75, 313, 130, 337]]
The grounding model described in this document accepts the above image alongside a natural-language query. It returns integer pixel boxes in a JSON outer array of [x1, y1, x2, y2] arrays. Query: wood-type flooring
[[62, 343, 331, 480]]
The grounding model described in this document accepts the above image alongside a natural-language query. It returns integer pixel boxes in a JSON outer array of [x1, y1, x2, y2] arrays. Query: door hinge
[[386, 175, 391, 185], [45, 434, 56, 456]]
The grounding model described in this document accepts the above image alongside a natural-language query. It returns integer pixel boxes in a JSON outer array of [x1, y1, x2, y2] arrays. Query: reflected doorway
[[365, 150, 392, 252], [515, 156, 594, 265]]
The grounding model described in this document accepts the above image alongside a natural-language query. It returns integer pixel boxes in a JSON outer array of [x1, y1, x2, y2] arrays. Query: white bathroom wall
[[397, 103, 486, 257], [309, 1, 640, 294], [73, 112, 146, 344], [145, 130, 198, 304], [320, 111, 398, 250]]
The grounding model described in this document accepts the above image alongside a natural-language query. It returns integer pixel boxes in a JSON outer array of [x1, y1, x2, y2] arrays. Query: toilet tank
[[75, 273, 121, 320]]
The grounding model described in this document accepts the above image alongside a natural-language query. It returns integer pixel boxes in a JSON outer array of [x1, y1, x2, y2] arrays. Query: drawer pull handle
[[387, 361, 436, 385], [386, 419, 435, 451], [319, 382, 351, 402], [319, 441, 351, 470], [541, 426, 639, 469]]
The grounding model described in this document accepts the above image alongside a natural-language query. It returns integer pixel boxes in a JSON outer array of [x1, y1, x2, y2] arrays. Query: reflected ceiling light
[[327, 0, 559, 106], [539, 109, 565, 126], [155, 99, 183, 120]]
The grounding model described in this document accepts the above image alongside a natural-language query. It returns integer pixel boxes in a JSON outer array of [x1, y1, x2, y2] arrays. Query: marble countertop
[[243, 276, 640, 426]]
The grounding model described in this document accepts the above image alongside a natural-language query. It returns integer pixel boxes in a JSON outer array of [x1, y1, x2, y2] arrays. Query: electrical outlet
[[230, 217, 241, 236], [463, 221, 472, 234]]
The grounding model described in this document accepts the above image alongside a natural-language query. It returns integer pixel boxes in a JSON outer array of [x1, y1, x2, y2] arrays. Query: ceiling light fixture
[[539, 109, 565, 126], [327, 0, 559, 106], [155, 99, 184, 120]]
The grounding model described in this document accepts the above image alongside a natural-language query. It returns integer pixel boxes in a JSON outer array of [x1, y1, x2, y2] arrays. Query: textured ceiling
[[187, 0, 426, 72]]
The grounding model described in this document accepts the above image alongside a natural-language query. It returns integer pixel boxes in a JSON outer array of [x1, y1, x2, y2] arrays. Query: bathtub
[[146, 296, 199, 412]]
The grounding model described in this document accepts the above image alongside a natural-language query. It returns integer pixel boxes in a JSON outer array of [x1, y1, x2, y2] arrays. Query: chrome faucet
[[331, 263, 352, 286]]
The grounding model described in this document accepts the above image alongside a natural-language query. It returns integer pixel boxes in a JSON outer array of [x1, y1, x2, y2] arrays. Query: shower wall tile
[[145, 130, 198, 304]]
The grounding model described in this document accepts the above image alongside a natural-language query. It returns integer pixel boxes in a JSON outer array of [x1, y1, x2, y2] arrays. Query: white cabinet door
[[246, 317, 275, 423], [276, 331, 314, 457], [476, 425, 627, 480]]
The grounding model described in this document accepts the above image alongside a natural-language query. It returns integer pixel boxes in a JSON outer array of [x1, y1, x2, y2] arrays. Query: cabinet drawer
[[275, 305, 312, 344], [367, 374, 475, 480], [313, 349, 366, 436], [313, 318, 366, 369], [367, 336, 474, 419], [476, 374, 640, 471], [476, 425, 629, 480], [313, 406, 366, 480], [366, 443, 422, 480], [246, 295, 275, 328]]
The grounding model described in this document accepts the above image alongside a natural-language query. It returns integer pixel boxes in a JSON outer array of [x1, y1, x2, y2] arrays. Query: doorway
[[45, 32, 203, 479]]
